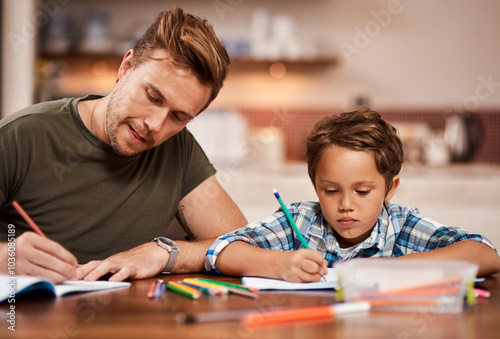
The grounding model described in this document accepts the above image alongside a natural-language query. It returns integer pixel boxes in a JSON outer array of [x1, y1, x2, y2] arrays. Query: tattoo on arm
[[177, 205, 196, 240]]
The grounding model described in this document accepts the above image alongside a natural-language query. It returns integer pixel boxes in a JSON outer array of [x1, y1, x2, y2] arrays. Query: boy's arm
[[215, 240, 327, 283], [393, 240, 500, 277]]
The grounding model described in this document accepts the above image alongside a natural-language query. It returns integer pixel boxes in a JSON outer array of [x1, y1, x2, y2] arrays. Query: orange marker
[[243, 302, 370, 327]]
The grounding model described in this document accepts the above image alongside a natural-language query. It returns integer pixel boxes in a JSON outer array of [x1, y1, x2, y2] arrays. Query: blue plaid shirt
[[205, 201, 497, 274]]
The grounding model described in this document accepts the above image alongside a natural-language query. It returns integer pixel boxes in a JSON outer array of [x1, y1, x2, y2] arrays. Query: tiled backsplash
[[236, 106, 500, 164]]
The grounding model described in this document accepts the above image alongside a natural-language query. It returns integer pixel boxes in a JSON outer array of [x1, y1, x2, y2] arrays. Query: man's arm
[[0, 232, 78, 284], [172, 175, 248, 272], [392, 240, 500, 277], [75, 175, 247, 281]]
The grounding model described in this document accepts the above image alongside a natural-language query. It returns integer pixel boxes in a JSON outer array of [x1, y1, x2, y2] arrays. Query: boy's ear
[[384, 175, 400, 201], [118, 49, 134, 80]]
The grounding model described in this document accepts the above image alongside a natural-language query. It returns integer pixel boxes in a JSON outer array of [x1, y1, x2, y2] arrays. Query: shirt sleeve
[[179, 128, 216, 199], [395, 209, 498, 254], [205, 212, 296, 274], [0, 112, 31, 207]]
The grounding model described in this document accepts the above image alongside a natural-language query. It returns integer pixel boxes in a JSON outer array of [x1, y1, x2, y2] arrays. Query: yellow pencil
[[184, 279, 229, 294], [167, 281, 201, 299], [181, 279, 221, 295]]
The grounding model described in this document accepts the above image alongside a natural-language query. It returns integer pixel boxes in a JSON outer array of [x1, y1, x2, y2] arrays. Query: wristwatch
[[153, 237, 180, 274]]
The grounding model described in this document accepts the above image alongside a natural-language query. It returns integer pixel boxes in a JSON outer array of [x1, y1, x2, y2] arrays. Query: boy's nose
[[339, 193, 353, 211]]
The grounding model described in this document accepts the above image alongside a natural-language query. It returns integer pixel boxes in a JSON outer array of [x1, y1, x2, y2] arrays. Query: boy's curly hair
[[306, 107, 404, 193]]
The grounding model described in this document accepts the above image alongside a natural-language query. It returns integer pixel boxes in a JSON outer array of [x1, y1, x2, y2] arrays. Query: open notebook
[[1, 275, 130, 302], [241, 269, 338, 290]]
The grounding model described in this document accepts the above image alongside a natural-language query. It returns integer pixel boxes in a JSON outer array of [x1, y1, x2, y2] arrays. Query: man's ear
[[118, 49, 134, 80], [384, 175, 400, 201]]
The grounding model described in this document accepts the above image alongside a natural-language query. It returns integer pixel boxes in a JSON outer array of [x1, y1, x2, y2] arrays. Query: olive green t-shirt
[[0, 96, 216, 264]]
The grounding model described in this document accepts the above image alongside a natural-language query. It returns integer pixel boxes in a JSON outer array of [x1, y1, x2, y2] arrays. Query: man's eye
[[170, 112, 190, 122], [147, 92, 161, 104]]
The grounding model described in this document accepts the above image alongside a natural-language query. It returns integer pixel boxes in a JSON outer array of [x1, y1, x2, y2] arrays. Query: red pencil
[[12, 200, 47, 238]]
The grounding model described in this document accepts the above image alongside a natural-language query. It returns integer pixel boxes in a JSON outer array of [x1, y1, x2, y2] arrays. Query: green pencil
[[195, 278, 259, 293], [273, 189, 327, 282], [273, 189, 309, 249]]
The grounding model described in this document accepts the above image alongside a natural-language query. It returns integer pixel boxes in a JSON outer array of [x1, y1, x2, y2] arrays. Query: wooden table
[[1, 273, 499, 339]]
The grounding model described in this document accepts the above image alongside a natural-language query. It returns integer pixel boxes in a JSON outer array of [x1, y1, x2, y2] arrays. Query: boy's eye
[[325, 189, 339, 194], [356, 190, 370, 195]]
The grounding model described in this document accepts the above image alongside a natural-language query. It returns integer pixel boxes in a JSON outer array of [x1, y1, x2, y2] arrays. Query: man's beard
[[106, 93, 154, 158]]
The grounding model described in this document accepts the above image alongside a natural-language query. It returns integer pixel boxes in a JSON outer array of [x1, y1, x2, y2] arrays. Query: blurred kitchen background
[[1, 0, 499, 247]]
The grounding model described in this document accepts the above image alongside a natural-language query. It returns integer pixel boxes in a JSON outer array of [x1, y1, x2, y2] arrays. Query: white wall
[[214, 0, 500, 109], [2, 0, 500, 114], [1, 0, 36, 117]]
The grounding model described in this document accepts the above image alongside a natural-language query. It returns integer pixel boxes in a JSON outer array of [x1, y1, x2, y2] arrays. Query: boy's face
[[314, 146, 399, 248]]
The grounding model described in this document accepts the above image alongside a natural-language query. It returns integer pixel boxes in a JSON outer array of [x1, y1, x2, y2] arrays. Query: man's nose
[[144, 110, 169, 133]]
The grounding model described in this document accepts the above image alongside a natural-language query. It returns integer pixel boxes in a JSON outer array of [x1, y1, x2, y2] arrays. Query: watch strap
[[153, 237, 179, 274], [163, 246, 178, 273]]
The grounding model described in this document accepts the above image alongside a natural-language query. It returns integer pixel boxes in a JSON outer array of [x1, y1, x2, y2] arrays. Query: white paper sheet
[[241, 269, 337, 290]]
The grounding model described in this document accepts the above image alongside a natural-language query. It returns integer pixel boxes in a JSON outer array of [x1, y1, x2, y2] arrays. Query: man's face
[[314, 146, 399, 248], [106, 49, 211, 157]]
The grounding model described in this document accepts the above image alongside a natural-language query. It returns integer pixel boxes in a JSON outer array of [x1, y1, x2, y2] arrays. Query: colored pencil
[[474, 288, 491, 298], [153, 280, 165, 298], [179, 281, 219, 296], [243, 302, 370, 327], [176, 309, 255, 323], [181, 279, 221, 295], [226, 287, 258, 299], [183, 278, 229, 294], [12, 200, 47, 238], [361, 298, 438, 307], [359, 285, 462, 298], [195, 278, 259, 293], [273, 189, 309, 249], [273, 190, 327, 282], [167, 281, 201, 299], [147, 281, 157, 298]]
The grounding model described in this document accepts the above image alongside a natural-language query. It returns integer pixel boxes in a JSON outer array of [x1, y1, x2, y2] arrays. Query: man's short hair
[[132, 7, 230, 113]]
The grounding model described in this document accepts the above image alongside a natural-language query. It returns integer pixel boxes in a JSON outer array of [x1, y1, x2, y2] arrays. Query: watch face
[[157, 237, 178, 252]]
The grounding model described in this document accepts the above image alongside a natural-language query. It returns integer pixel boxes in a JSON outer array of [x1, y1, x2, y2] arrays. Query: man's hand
[[0, 232, 78, 284], [74, 242, 168, 282], [278, 249, 328, 283]]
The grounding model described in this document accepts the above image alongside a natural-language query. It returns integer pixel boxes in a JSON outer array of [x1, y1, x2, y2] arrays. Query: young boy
[[205, 107, 500, 282]]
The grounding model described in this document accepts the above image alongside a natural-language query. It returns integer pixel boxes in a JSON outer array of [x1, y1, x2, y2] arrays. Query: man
[[0, 8, 247, 283]]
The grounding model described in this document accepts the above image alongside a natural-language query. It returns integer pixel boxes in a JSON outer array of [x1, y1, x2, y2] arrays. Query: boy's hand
[[279, 249, 328, 283]]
